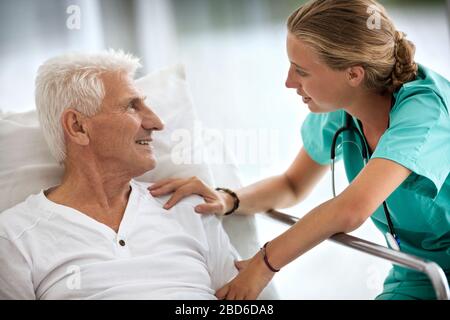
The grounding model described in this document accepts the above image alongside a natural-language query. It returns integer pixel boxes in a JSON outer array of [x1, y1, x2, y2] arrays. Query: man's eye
[[127, 103, 137, 111]]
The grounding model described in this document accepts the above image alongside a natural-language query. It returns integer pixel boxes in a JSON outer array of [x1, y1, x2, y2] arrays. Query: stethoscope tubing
[[330, 112, 400, 249]]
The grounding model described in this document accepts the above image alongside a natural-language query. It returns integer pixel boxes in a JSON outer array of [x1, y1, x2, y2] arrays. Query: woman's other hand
[[215, 251, 275, 300]]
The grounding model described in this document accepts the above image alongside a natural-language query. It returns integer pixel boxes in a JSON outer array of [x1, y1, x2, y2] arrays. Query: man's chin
[[130, 157, 157, 178], [141, 157, 157, 172]]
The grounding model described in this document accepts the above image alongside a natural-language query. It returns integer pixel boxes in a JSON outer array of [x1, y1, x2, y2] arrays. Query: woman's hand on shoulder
[[148, 177, 234, 215]]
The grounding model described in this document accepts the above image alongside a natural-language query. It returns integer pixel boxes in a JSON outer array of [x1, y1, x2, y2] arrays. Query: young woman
[[149, 0, 450, 300]]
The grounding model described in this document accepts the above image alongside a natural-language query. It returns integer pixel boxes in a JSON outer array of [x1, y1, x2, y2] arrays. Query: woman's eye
[[296, 69, 308, 77]]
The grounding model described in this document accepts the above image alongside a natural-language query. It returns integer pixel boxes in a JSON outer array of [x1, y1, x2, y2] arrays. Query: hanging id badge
[[386, 232, 400, 251]]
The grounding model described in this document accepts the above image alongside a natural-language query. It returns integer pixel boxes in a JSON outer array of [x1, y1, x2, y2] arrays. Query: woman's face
[[285, 33, 353, 113]]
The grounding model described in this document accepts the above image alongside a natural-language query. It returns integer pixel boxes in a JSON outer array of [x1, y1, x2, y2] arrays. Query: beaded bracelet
[[215, 187, 240, 216], [260, 242, 280, 272]]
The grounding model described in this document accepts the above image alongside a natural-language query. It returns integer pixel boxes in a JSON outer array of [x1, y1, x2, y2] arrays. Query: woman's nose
[[285, 68, 299, 89], [285, 77, 295, 89], [285, 76, 299, 89]]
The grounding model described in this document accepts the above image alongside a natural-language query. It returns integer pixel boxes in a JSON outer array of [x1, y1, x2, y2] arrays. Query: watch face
[[386, 232, 400, 251]]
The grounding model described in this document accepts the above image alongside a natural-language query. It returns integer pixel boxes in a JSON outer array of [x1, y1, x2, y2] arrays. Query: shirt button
[[118, 239, 126, 246]]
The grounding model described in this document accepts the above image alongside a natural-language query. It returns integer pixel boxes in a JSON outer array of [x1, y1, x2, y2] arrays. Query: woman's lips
[[297, 91, 312, 104]]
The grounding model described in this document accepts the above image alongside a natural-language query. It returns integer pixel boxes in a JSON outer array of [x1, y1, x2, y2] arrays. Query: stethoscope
[[330, 112, 401, 251]]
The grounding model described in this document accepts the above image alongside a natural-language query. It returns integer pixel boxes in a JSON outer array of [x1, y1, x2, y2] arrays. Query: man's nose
[[142, 107, 164, 131]]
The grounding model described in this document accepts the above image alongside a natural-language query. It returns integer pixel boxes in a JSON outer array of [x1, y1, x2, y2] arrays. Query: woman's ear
[[346, 66, 365, 88], [60, 109, 90, 146]]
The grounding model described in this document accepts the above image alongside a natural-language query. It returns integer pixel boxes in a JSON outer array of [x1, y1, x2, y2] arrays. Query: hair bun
[[390, 31, 418, 92]]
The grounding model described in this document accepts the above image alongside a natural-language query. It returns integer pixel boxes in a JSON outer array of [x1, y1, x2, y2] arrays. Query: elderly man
[[0, 51, 238, 299]]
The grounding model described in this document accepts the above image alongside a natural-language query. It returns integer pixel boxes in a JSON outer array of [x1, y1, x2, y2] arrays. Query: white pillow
[[0, 110, 64, 210]]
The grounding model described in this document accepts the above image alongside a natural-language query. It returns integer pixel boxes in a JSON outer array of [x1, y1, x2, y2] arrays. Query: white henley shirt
[[0, 180, 238, 299]]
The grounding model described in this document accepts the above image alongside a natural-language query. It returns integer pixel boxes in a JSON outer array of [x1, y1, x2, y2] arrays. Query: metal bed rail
[[263, 209, 449, 300]]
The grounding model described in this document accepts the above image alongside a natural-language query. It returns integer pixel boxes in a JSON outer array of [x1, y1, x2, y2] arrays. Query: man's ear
[[60, 109, 90, 146], [346, 66, 365, 88]]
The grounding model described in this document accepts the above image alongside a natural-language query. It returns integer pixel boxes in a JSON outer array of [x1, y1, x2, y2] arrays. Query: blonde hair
[[35, 50, 141, 163], [287, 0, 418, 94]]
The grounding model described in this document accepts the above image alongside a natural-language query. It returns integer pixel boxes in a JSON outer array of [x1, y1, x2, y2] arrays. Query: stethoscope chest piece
[[385, 232, 400, 251]]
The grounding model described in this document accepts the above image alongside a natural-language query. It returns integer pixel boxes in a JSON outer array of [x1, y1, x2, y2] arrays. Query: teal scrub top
[[300, 64, 450, 297]]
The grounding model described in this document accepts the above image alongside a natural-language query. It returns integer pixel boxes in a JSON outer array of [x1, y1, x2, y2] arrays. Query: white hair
[[35, 49, 141, 163]]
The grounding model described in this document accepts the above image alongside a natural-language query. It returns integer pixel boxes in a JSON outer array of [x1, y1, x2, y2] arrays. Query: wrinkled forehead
[[100, 71, 141, 110]]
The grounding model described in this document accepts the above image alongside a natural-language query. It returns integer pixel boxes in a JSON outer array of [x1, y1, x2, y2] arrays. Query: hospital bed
[[0, 64, 448, 300]]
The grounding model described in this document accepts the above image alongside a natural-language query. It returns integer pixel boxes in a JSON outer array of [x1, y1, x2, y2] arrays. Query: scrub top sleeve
[[372, 91, 450, 199], [301, 110, 344, 165]]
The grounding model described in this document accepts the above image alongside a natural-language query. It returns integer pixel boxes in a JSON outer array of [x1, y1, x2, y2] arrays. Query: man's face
[[84, 71, 164, 177]]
